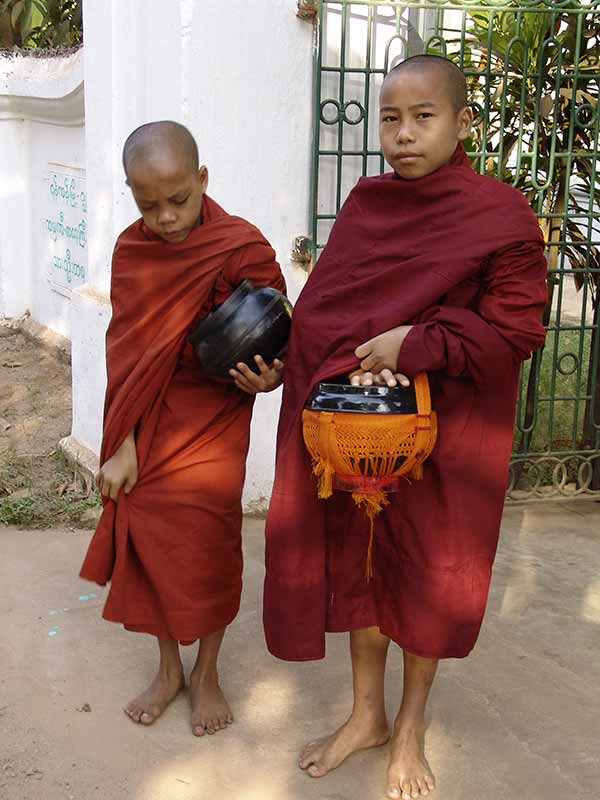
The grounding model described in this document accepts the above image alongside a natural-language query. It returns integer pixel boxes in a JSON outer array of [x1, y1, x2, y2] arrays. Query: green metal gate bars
[[307, 0, 600, 499]]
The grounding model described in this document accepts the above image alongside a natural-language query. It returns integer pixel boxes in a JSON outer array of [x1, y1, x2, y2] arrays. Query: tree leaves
[[446, 2, 600, 293], [0, 0, 82, 48]]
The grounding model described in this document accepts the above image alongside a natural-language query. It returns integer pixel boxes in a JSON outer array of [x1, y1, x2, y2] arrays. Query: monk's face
[[127, 156, 208, 243], [379, 68, 472, 179]]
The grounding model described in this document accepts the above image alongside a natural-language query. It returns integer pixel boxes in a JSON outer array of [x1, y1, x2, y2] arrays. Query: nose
[[395, 123, 415, 144], [157, 205, 177, 225]]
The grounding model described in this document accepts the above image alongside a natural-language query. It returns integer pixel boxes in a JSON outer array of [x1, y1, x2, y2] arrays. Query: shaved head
[[122, 120, 199, 177], [383, 55, 468, 112]]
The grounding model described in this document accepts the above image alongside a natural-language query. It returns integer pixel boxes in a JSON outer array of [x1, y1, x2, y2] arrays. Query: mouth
[[162, 229, 185, 240], [395, 153, 421, 161]]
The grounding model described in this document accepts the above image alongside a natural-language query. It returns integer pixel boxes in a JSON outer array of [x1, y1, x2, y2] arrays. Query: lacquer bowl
[[189, 279, 292, 377]]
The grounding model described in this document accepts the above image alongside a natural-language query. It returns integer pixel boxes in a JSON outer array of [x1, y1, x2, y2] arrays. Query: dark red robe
[[263, 146, 547, 660], [80, 195, 285, 642]]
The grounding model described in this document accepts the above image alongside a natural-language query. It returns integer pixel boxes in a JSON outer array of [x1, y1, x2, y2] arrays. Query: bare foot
[[124, 667, 184, 726], [189, 671, 233, 736], [386, 719, 435, 799], [299, 714, 390, 778]]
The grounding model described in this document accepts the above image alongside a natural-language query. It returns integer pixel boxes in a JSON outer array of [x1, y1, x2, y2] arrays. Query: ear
[[457, 106, 473, 141], [198, 165, 209, 193]]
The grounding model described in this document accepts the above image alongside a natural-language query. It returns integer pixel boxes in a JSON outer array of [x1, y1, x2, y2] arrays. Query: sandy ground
[[1, 501, 599, 800], [0, 321, 100, 528]]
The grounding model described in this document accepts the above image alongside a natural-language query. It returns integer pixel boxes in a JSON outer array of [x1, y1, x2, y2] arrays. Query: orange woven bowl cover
[[302, 373, 437, 577]]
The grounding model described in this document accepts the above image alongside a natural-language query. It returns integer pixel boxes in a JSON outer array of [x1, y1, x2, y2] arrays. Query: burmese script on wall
[[43, 163, 87, 296]]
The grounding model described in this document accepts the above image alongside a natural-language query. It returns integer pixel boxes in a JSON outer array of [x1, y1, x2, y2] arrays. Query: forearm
[[397, 310, 514, 383], [397, 306, 545, 385], [398, 241, 547, 384]]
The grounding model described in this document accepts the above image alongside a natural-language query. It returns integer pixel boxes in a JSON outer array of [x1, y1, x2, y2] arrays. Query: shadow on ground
[[1, 501, 598, 800]]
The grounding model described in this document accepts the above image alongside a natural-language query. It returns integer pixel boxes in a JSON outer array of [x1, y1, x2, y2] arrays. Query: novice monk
[[80, 120, 285, 735], [263, 55, 547, 798]]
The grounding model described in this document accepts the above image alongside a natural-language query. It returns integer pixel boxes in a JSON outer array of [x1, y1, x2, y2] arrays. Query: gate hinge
[[297, 0, 318, 21], [290, 235, 313, 271]]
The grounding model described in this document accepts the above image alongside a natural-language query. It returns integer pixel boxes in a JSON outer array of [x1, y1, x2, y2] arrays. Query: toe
[[307, 762, 328, 778], [416, 778, 428, 796], [299, 742, 319, 767], [401, 781, 412, 800], [424, 775, 435, 792], [193, 725, 206, 737], [140, 711, 154, 725], [387, 786, 401, 799]]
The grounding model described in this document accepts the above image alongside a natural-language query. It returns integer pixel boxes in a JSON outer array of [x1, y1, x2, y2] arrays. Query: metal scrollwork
[[557, 352, 579, 376], [507, 453, 600, 500], [319, 99, 366, 126]]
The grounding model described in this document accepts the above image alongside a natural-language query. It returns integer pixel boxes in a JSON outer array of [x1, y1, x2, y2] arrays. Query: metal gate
[[307, 0, 600, 499]]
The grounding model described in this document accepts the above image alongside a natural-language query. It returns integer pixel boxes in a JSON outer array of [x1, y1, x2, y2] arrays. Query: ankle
[[393, 710, 425, 735], [350, 704, 388, 727], [158, 658, 183, 680], [190, 666, 219, 687]]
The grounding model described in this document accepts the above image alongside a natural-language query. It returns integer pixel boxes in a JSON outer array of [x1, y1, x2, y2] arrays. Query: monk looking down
[[80, 121, 285, 735], [263, 56, 548, 798]]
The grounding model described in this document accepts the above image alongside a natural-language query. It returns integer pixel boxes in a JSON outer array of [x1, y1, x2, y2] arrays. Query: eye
[[417, 112, 433, 120], [174, 195, 189, 206], [381, 115, 397, 123], [139, 204, 156, 212]]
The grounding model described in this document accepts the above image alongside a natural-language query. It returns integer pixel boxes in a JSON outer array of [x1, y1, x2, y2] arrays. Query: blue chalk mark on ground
[[78, 593, 98, 601], [48, 626, 59, 637]]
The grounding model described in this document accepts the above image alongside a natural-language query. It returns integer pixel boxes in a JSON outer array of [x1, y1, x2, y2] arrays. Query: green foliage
[[0, 496, 38, 526], [0, 448, 101, 529], [442, 1, 600, 291], [0, 0, 82, 48], [0, 493, 100, 527], [516, 327, 593, 452], [439, 2, 600, 476]]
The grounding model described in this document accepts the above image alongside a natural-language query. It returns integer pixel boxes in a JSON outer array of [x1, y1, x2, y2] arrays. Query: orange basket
[[302, 373, 437, 577]]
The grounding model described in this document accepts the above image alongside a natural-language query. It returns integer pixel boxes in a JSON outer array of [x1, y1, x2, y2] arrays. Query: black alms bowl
[[307, 380, 418, 414], [189, 280, 293, 377]]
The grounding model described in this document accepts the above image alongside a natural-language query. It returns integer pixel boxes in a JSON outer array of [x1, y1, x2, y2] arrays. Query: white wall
[[0, 51, 85, 336], [68, 0, 315, 509], [186, 1, 314, 509]]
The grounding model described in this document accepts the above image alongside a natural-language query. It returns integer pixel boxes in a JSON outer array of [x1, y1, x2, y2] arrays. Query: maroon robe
[[263, 146, 547, 660]]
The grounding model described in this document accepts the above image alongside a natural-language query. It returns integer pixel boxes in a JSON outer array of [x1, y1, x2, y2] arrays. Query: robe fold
[[80, 195, 285, 642], [263, 146, 547, 661]]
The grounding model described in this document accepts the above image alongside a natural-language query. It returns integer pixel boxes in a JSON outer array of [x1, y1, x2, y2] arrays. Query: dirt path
[[0, 320, 100, 528]]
